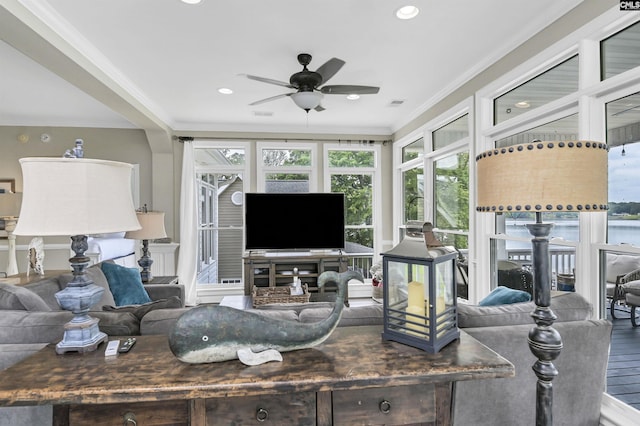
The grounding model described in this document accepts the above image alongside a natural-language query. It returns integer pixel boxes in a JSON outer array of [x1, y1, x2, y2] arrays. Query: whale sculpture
[[168, 270, 363, 365]]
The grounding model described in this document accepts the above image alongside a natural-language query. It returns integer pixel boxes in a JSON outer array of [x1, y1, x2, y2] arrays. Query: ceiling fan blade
[[320, 85, 380, 95], [242, 74, 295, 89], [314, 104, 326, 112], [315, 58, 345, 84], [249, 93, 293, 106]]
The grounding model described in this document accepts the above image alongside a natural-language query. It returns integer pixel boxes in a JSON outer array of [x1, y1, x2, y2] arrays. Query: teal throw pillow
[[101, 262, 152, 306], [479, 286, 532, 306]]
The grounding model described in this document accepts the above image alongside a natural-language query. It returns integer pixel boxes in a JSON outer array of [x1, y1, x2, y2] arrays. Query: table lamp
[[0, 192, 22, 276], [476, 140, 608, 425], [13, 158, 141, 354], [125, 207, 167, 282]]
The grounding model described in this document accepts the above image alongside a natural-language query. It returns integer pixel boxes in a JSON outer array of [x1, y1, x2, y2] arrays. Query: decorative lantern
[[381, 222, 459, 353]]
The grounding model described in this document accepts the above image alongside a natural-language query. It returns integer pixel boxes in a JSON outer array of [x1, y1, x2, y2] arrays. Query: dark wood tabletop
[[0, 326, 514, 407]]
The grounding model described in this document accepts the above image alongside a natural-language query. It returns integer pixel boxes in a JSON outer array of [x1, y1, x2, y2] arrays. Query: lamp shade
[[291, 91, 323, 110], [125, 211, 167, 240], [14, 158, 141, 236], [0, 192, 22, 217], [476, 141, 608, 213]]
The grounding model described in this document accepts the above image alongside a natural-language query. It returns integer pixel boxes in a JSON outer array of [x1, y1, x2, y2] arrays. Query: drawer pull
[[256, 407, 269, 422], [379, 400, 392, 414], [123, 412, 137, 425]]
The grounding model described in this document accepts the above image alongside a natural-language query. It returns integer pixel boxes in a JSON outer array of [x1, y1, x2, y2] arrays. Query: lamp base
[[55, 235, 108, 354], [56, 316, 108, 355], [526, 218, 562, 426], [138, 239, 154, 283]]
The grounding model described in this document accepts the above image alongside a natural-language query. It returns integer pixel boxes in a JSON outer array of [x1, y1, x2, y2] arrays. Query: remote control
[[105, 340, 120, 357], [119, 337, 136, 353]]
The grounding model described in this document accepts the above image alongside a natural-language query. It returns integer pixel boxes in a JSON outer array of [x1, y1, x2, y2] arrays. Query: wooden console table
[[0, 326, 513, 425]]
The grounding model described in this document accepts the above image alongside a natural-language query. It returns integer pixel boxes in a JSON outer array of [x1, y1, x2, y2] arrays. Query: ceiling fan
[[244, 53, 380, 112]]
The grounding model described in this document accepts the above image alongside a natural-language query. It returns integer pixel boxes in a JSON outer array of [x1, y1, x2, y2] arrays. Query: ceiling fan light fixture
[[291, 92, 323, 111], [218, 87, 233, 95], [181, 0, 202, 4], [396, 5, 419, 20], [346, 94, 360, 100]]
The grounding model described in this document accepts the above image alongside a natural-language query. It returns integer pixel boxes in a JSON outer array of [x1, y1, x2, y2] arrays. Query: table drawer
[[332, 384, 436, 425], [206, 392, 316, 425], [68, 400, 189, 425]]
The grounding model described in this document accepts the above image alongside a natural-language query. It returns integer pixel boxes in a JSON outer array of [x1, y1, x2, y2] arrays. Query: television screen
[[245, 193, 345, 251]]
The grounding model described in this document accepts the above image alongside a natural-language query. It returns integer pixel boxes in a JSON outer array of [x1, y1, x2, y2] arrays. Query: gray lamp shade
[[125, 211, 167, 240], [13, 158, 141, 236], [476, 141, 608, 213]]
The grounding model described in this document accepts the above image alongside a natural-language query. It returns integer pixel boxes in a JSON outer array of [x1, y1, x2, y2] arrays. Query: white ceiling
[[0, 0, 584, 136]]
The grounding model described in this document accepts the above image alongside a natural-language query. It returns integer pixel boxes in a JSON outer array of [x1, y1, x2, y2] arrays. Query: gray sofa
[[0, 280, 611, 426], [0, 263, 186, 426], [0, 263, 185, 345], [454, 292, 612, 426]]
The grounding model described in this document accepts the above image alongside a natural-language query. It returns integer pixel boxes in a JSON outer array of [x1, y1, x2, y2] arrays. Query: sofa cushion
[[23, 277, 64, 310], [622, 280, 640, 296], [140, 308, 192, 335], [58, 266, 116, 309], [479, 286, 531, 306], [298, 304, 384, 327], [101, 262, 151, 306], [92, 311, 140, 336], [102, 296, 183, 320], [605, 252, 640, 283], [458, 292, 592, 328], [0, 284, 52, 311]]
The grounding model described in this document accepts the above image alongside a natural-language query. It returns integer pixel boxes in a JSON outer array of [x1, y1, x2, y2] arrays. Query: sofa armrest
[[144, 284, 185, 307], [620, 268, 640, 284], [454, 319, 612, 426]]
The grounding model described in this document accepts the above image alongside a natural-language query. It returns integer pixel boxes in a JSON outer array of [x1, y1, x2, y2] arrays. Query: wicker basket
[[252, 284, 310, 307]]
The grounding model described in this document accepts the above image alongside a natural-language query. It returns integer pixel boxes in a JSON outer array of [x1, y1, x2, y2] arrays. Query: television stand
[[243, 252, 349, 305]]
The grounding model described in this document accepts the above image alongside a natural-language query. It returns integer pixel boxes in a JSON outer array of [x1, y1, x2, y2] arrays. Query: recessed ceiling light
[[346, 94, 360, 101], [181, 0, 202, 4], [396, 5, 419, 20], [515, 101, 530, 109], [218, 88, 233, 95]]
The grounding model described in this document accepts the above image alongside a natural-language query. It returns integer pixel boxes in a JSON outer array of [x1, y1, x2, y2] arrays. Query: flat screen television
[[245, 193, 345, 251]]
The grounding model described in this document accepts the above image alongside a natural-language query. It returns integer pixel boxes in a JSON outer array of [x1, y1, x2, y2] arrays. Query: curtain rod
[[176, 136, 391, 145]]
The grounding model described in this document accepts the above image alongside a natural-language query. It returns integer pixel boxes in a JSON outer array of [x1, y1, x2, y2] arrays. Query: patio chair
[[497, 260, 533, 296], [605, 252, 640, 319]]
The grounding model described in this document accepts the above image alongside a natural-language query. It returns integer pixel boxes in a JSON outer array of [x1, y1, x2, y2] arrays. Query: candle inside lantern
[[406, 281, 427, 334]]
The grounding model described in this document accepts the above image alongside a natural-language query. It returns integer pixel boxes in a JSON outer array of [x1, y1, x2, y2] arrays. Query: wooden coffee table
[[0, 326, 513, 426]]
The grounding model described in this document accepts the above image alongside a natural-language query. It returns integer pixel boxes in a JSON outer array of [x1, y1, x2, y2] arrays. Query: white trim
[[600, 393, 640, 426]]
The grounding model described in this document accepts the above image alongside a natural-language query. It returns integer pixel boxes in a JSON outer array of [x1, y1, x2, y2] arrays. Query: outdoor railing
[[506, 248, 576, 276]]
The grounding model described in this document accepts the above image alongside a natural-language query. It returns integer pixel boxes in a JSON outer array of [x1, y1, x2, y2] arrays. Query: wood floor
[[606, 305, 640, 411]]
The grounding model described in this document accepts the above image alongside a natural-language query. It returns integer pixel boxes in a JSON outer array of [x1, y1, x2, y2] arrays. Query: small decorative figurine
[[26, 237, 45, 277]]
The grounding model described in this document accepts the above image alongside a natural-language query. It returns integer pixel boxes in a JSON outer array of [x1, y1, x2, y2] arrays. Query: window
[[325, 145, 381, 277], [431, 114, 470, 250], [433, 152, 469, 248], [601, 21, 640, 80], [257, 144, 316, 192], [493, 56, 578, 125], [402, 137, 424, 162], [606, 91, 640, 246], [403, 166, 424, 223], [194, 145, 249, 286], [400, 137, 426, 226]]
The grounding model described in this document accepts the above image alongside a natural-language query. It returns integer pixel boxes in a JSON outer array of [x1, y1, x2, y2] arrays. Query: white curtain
[[176, 141, 199, 306]]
